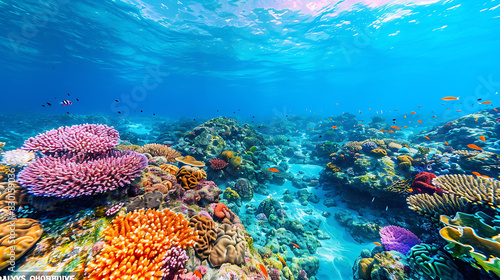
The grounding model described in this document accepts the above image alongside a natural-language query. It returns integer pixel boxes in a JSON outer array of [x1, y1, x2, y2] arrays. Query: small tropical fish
[[407, 188, 413, 193], [332, 126, 338, 129], [441, 96, 459, 101], [475, 117, 478, 121], [278, 254, 287, 266], [410, 111, 416, 114], [404, 144, 410, 148], [387, 130, 395, 133], [403, 125, 408, 128], [61, 100, 72, 105], [481, 101, 492, 104], [268, 168, 279, 172], [379, 129, 386, 132], [418, 105, 422, 107], [374, 242, 382, 246], [340, 154, 344, 157], [467, 144, 482, 151], [479, 136, 486, 141], [432, 115, 437, 118], [456, 110, 462, 112], [417, 120, 422, 123], [391, 126, 401, 130], [494, 109, 498, 111], [194, 271, 203, 278], [259, 264, 268, 279], [425, 136, 430, 140], [46, 102, 52, 106], [445, 141, 449, 146], [404, 115, 407, 118], [291, 242, 300, 249], [372, 197, 375, 202]]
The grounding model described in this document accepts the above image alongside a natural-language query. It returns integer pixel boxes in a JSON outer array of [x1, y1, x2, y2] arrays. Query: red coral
[[209, 159, 228, 170], [214, 202, 229, 219], [412, 172, 443, 194]]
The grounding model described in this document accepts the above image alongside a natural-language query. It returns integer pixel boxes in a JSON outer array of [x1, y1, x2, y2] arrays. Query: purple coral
[[18, 151, 147, 198], [379, 225, 421, 254], [22, 124, 119, 154], [161, 246, 189, 280], [361, 141, 378, 152], [106, 202, 124, 216]]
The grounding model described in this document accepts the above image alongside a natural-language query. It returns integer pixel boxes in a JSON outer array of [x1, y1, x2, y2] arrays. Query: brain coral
[[18, 151, 148, 198], [22, 124, 119, 154], [409, 243, 464, 280], [0, 218, 43, 271], [176, 165, 207, 190], [209, 224, 246, 267], [85, 209, 197, 279], [189, 214, 217, 260]]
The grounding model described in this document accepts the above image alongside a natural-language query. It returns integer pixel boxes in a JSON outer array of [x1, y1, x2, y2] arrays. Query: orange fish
[[481, 101, 492, 104], [441, 96, 459, 101], [259, 264, 268, 279], [407, 188, 414, 193], [291, 242, 300, 249], [394, 109, 398, 111], [445, 141, 449, 146], [404, 115, 407, 118], [404, 144, 410, 148], [379, 129, 386, 132], [278, 255, 287, 266], [391, 126, 401, 130], [194, 271, 203, 279], [479, 136, 486, 141], [374, 242, 382, 246], [387, 130, 395, 133], [432, 115, 437, 118], [425, 136, 430, 140], [359, 124, 364, 127], [418, 105, 422, 107], [332, 126, 338, 129], [268, 168, 280, 172], [467, 144, 482, 151], [403, 125, 408, 128], [340, 154, 344, 157], [417, 120, 422, 123], [411, 111, 416, 114], [472, 171, 481, 176], [495, 109, 498, 111], [475, 118, 478, 121]]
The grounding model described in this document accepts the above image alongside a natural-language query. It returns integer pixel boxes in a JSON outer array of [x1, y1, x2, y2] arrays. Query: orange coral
[[159, 164, 180, 175], [176, 166, 207, 190], [85, 209, 197, 279]]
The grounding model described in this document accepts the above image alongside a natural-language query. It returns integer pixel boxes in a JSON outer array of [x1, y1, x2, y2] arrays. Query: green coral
[[409, 243, 464, 280], [440, 211, 500, 277], [223, 187, 240, 200]]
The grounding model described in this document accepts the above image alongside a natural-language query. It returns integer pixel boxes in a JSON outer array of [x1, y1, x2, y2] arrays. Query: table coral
[[22, 124, 119, 154], [85, 208, 197, 279], [18, 151, 148, 198]]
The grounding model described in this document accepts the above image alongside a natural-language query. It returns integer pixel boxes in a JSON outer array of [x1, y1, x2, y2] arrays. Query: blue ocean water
[[1, 0, 500, 279]]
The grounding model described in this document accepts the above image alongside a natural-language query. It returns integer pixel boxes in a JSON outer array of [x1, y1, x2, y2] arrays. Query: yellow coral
[[159, 164, 179, 175], [222, 150, 235, 161], [326, 162, 342, 173], [85, 209, 197, 279], [229, 156, 242, 169], [397, 155, 413, 171], [370, 148, 387, 157]]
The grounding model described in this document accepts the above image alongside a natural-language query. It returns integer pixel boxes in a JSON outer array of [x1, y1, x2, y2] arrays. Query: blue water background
[[0, 0, 499, 123]]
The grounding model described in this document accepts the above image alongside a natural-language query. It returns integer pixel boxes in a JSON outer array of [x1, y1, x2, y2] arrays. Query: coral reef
[[137, 143, 181, 162]]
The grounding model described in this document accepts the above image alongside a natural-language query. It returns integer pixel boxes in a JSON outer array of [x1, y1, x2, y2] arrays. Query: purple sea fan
[[22, 124, 119, 154], [18, 150, 147, 198], [160, 246, 189, 280], [379, 225, 421, 255]]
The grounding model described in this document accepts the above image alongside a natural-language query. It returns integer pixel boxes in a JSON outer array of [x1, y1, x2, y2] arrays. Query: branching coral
[[18, 151, 148, 198], [85, 209, 197, 279], [176, 166, 207, 190], [1, 149, 35, 166], [433, 174, 500, 207], [138, 144, 181, 162], [22, 124, 119, 154], [407, 193, 470, 220]]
